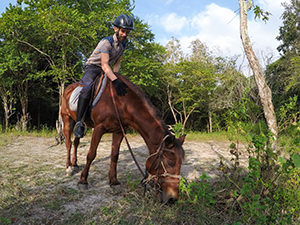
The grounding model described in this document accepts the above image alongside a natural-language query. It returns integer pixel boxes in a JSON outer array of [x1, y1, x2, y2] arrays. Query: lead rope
[[109, 82, 145, 178]]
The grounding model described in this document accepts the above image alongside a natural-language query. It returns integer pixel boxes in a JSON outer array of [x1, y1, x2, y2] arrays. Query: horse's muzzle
[[160, 188, 178, 205]]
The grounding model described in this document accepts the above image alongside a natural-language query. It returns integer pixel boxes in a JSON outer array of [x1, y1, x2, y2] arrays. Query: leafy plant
[[0, 217, 11, 225], [171, 122, 184, 138], [223, 131, 300, 224], [179, 173, 215, 206]]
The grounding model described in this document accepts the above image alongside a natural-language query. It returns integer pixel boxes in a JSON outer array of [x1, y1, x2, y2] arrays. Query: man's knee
[[80, 87, 92, 99]]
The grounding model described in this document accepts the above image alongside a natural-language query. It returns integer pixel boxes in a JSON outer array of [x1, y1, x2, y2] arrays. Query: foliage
[[170, 122, 184, 138], [253, 5, 271, 22], [0, 0, 298, 138], [0, 0, 159, 130], [266, 0, 300, 115], [162, 38, 246, 132], [217, 128, 300, 224], [179, 173, 215, 206], [277, 95, 300, 133], [276, 0, 300, 55]]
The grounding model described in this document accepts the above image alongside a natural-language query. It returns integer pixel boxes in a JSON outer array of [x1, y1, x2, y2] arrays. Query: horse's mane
[[117, 73, 184, 159], [116, 73, 169, 132]]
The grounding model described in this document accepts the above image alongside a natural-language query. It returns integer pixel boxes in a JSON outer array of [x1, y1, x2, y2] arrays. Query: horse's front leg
[[71, 137, 80, 172], [109, 132, 124, 186], [78, 126, 104, 188]]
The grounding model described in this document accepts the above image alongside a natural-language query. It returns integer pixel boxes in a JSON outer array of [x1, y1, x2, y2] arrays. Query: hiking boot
[[74, 94, 90, 138], [74, 121, 87, 138]]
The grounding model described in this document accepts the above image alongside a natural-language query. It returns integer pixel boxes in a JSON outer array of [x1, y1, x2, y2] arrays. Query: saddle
[[69, 74, 108, 112]]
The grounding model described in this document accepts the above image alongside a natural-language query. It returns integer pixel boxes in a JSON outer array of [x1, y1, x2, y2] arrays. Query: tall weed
[[221, 131, 300, 224]]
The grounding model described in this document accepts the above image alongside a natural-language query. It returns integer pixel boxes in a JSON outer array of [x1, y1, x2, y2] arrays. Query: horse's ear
[[178, 134, 186, 145], [165, 135, 175, 148]]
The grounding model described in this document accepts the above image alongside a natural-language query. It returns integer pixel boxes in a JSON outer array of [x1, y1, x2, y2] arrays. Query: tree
[[267, 0, 300, 99], [0, 0, 135, 132], [238, 0, 278, 147], [208, 56, 254, 132], [0, 0, 163, 131], [162, 38, 219, 133], [121, 16, 165, 97], [277, 0, 300, 56], [0, 4, 40, 130]]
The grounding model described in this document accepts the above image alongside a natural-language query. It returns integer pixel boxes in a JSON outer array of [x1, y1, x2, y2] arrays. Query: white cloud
[[175, 1, 286, 74], [188, 3, 241, 56], [161, 13, 188, 33], [153, 1, 288, 75], [165, 0, 174, 5], [257, 0, 288, 16]]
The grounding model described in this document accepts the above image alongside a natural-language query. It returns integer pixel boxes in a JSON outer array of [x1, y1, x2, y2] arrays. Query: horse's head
[[145, 134, 185, 204]]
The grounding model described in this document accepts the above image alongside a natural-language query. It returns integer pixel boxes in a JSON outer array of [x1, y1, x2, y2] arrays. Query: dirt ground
[[0, 134, 249, 224]]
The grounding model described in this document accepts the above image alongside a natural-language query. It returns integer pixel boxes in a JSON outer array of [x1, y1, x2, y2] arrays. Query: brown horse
[[60, 73, 185, 204]]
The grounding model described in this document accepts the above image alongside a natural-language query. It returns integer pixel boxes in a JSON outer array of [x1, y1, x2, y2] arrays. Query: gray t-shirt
[[86, 33, 125, 67]]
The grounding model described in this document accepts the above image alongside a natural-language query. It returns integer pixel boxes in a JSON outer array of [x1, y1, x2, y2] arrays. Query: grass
[[186, 131, 231, 142], [0, 129, 233, 148], [0, 131, 234, 224], [1, 130, 298, 224]]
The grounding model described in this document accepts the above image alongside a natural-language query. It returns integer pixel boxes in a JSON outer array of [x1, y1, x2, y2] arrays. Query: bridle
[[142, 135, 181, 184], [109, 82, 181, 192]]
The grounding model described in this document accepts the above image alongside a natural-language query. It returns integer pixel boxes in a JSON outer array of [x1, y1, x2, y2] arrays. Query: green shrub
[[223, 132, 300, 224], [179, 173, 215, 206]]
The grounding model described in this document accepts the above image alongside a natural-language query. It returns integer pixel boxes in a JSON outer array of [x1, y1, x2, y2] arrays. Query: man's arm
[[101, 53, 127, 96], [100, 52, 117, 81], [113, 56, 122, 73]]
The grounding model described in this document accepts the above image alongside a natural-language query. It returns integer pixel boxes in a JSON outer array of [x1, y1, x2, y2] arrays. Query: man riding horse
[[74, 14, 134, 138]]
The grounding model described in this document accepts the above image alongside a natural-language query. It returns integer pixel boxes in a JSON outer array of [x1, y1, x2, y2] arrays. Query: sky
[[0, 0, 290, 74], [132, 0, 289, 74]]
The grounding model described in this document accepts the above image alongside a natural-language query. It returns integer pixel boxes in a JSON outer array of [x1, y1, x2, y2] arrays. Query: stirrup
[[73, 121, 87, 138]]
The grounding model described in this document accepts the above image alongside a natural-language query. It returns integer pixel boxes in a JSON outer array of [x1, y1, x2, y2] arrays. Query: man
[[74, 14, 134, 138]]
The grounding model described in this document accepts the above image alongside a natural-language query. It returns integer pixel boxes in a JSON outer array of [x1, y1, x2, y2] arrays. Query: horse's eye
[[167, 159, 176, 167], [163, 151, 176, 167]]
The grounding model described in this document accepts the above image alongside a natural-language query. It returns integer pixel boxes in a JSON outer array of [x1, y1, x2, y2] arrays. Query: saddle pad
[[69, 74, 108, 112]]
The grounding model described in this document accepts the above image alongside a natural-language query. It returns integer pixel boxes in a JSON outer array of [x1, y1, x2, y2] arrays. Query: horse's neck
[[138, 124, 165, 154], [127, 99, 165, 154]]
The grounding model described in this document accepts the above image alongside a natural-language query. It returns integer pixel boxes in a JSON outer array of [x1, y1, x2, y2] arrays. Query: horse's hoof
[[66, 166, 80, 176], [77, 182, 89, 190], [72, 165, 80, 173], [66, 166, 73, 176], [110, 180, 121, 186]]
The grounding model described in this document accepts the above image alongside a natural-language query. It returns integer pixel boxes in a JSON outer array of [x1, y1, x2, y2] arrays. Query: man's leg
[[74, 65, 102, 138], [73, 94, 90, 138]]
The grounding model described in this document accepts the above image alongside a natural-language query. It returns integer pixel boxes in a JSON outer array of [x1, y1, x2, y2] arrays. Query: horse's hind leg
[[78, 126, 104, 188], [109, 132, 123, 186], [62, 114, 76, 176]]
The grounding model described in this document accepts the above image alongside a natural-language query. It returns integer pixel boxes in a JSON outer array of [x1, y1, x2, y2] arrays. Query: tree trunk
[[3, 97, 9, 131], [167, 84, 178, 124], [208, 110, 212, 133], [1, 95, 11, 131], [0, 88, 15, 131], [239, 0, 278, 148], [56, 82, 65, 144], [19, 81, 29, 131]]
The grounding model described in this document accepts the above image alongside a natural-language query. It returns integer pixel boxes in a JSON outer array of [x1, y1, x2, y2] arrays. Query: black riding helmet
[[113, 14, 134, 30]]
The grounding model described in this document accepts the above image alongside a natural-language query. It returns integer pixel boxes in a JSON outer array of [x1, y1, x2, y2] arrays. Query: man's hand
[[112, 79, 128, 96]]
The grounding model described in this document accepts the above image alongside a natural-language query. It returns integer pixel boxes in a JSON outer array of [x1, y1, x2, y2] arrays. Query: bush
[[223, 132, 300, 224]]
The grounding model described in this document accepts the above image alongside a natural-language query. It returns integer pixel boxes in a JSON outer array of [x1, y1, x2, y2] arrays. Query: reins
[[109, 82, 145, 178], [109, 81, 181, 192]]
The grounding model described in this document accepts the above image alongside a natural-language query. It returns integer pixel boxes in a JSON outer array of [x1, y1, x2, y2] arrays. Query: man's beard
[[116, 31, 127, 42]]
